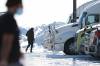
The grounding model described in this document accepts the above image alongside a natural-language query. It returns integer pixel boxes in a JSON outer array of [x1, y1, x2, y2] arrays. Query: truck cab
[[65, 0, 100, 54], [42, 0, 100, 55]]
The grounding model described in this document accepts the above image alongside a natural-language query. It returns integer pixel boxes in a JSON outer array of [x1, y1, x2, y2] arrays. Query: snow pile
[[19, 22, 66, 51], [34, 22, 66, 46]]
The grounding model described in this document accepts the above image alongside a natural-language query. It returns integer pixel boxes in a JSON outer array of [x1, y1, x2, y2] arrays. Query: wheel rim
[[69, 41, 76, 53]]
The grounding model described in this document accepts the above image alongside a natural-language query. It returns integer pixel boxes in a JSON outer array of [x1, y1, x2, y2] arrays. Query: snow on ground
[[20, 41, 100, 66]]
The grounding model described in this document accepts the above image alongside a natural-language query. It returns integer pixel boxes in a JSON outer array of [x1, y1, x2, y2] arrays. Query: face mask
[[16, 8, 23, 15]]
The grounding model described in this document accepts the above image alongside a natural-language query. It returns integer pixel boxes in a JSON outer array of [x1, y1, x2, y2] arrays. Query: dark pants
[[26, 39, 34, 53]]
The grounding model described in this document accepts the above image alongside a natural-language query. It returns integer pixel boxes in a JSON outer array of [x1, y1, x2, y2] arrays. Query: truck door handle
[[72, 24, 78, 27]]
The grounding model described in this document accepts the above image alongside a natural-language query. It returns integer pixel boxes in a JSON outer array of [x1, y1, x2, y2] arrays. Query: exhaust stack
[[73, 0, 77, 22]]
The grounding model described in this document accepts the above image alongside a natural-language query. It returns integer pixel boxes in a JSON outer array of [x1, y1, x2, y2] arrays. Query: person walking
[[0, 0, 23, 66], [26, 28, 35, 53]]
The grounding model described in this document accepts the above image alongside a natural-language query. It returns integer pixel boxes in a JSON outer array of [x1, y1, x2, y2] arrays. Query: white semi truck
[[43, 0, 100, 54]]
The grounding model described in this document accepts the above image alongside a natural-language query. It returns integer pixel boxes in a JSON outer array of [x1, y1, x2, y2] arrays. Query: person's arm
[[0, 33, 14, 64]]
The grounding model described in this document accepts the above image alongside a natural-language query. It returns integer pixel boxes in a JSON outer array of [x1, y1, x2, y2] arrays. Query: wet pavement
[[24, 51, 100, 66], [21, 42, 100, 66]]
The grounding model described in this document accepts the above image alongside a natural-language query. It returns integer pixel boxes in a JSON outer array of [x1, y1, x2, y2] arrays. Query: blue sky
[[0, 0, 91, 28]]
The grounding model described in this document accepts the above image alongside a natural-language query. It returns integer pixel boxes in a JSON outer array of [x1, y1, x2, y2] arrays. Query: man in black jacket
[[26, 28, 35, 53], [0, 0, 23, 66]]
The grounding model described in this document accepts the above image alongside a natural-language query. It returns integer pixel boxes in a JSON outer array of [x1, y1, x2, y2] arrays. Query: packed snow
[[20, 41, 100, 66]]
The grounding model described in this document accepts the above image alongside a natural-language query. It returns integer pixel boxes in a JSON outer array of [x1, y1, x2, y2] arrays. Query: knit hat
[[6, 0, 22, 7]]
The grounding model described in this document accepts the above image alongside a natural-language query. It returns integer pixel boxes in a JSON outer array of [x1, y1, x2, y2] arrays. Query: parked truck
[[43, 0, 100, 55], [72, 24, 100, 57]]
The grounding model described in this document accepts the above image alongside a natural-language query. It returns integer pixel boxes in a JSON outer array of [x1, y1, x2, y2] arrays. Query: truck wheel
[[92, 45, 100, 58], [91, 37, 100, 58], [63, 38, 76, 55], [97, 44, 100, 57]]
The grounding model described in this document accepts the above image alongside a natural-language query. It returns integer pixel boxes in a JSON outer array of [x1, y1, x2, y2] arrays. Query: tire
[[63, 38, 76, 55], [97, 44, 100, 57], [91, 37, 100, 58], [91, 45, 100, 58]]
